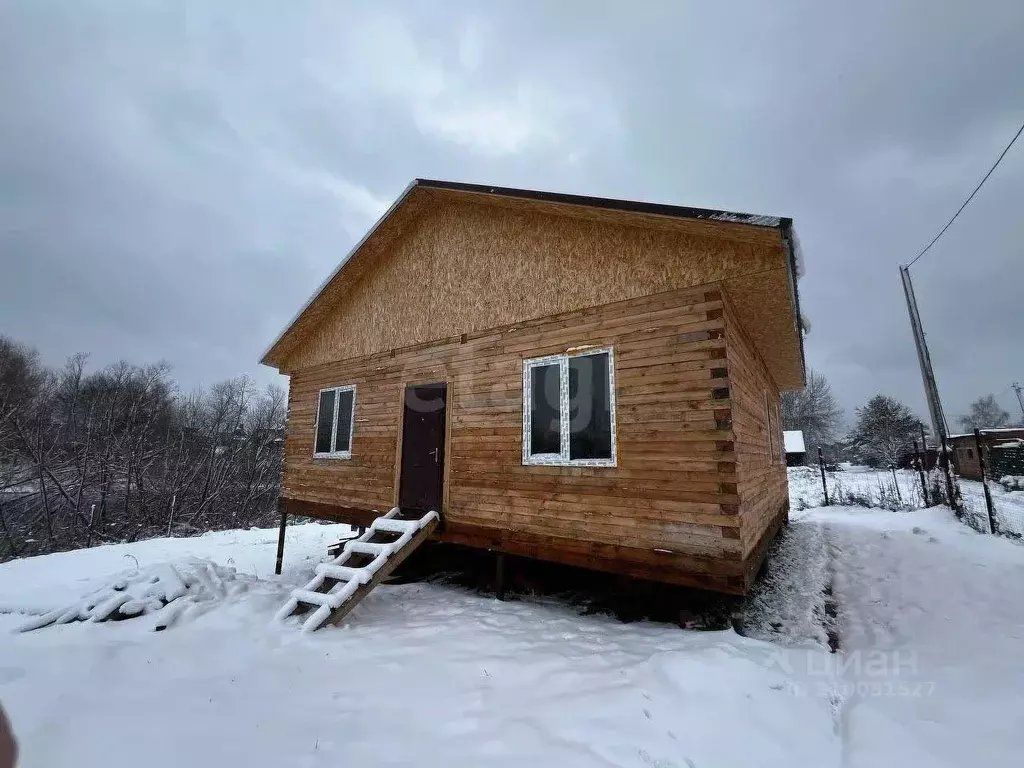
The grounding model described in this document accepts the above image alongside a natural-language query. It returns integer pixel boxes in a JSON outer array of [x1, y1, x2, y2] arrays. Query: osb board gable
[[281, 198, 801, 386]]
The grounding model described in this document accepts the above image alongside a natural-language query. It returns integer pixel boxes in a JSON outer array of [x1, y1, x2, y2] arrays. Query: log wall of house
[[722, 294, 789, 583], [282, 284, 768, 592]]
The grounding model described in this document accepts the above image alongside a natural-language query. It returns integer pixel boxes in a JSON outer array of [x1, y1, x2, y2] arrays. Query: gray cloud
[[1, 0, 1022, 426]]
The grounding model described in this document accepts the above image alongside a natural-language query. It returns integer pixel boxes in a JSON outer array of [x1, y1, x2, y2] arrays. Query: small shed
[[783, 430, 807, 466], [949, 428, 1024, 480], [262, 180, 807, 596]]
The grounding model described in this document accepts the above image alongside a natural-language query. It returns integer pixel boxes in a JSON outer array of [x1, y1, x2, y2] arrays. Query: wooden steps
[[275, 507, 438, 632]]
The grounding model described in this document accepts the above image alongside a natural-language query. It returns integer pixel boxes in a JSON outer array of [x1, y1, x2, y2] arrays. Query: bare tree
[[781, 369, 843, 452], [0, 336, 284, 562], [958, 395, 1012, 431]]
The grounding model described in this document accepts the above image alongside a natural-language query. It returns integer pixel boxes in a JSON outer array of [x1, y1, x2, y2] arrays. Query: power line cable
[[907, 118, 1024, 268]]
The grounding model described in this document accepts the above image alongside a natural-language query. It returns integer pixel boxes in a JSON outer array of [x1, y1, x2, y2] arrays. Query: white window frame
[[522, 346, 617, 467], [313, 384, 356, 459]]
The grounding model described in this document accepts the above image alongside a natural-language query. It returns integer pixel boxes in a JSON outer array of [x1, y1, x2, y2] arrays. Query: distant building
[[897, 445, 940, 471], [948, 428, 1024, 480], [784, 430, 806, 466]]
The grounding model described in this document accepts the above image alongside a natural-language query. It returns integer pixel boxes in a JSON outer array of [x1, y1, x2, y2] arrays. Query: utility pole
[[900, 266, 949, 441], [901, 265, 958, 510], [1013, 382, 1024, 421]]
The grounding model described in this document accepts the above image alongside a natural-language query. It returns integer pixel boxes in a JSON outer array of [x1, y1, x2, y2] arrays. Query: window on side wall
[[523, 348, 616, 467], [314, 385, 356, 458], [773, 402, 783, 464]]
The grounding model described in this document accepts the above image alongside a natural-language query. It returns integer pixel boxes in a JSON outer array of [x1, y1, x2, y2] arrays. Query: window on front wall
[[523, 348, 616, 466], [314, 385, 355, 458]]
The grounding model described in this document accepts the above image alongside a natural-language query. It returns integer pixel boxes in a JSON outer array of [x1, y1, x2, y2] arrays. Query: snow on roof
[[993, 439, 1024, 449], [705, 211, 782, 227], [947, 427, 1024, 440], [783, 430, 806, 454]]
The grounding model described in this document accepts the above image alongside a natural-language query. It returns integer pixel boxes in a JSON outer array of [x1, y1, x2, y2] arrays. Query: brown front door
[[398, 383, 447, 513]]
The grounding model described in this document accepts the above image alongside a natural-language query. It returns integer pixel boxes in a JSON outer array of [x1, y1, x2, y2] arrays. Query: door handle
[[430, 448, 439, 464]]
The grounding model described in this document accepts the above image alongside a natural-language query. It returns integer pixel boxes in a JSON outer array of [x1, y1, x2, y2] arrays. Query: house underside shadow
[[386, 540, 746, 629]]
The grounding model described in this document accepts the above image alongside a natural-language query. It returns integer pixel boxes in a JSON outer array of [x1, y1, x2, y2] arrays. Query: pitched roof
[[416, 179, 785, 228], [261, 179, 804, 377]]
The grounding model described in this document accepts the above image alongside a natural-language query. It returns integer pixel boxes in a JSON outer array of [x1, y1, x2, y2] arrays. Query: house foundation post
[[275, 502, 288, 575], [495, 552, 507, 601]]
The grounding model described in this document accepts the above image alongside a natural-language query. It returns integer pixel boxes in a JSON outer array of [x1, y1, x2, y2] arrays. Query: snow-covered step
[[290, 588, 334, 607], [277, 508, 439, 632], [371, 518, 419, 534], [345, 541, 389, 556], [315, 563, 372, 584]]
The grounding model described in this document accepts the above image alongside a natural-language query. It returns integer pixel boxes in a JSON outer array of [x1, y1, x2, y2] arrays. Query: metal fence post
[[973, 428, 997, 534], [914, 439, 929, 506], [818, 447, 830, 506]]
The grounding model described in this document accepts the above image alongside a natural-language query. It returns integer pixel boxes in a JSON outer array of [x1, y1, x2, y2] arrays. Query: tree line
[[0, 335, 285, 562], [782, 369, 1021, 468]]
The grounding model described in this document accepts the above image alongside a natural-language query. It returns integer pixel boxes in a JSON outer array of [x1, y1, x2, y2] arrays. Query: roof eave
[[415, 178, 784, 229], [779, 218, 807, 389]]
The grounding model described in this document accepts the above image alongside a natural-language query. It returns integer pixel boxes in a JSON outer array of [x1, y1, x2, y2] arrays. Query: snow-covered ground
[[788, 465, 927, 512], [788, 461, 1024, 538], [2, 499, 1023, 766]]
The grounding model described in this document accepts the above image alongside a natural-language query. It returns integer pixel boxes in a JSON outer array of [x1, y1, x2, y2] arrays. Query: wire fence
[[788, 441, 1024, 541], [789, 463, 933, 513], [954, 429, 1024, 539]]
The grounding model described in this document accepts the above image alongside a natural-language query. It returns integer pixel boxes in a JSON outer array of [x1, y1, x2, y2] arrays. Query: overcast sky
[[2, 0, 1022, 426]]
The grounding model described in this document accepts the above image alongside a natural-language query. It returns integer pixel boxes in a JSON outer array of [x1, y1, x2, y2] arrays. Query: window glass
[[334, 389, 354, 452], [530, 364, 561, 455], [569, 353, 612, 460], [315, 389, 336, 454]]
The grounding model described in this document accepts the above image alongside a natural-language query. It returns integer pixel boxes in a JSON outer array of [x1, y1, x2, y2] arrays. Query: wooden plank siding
[[280, 282, 788, 594], [282, 283, 756, 592], [721, 292, 790, 583]]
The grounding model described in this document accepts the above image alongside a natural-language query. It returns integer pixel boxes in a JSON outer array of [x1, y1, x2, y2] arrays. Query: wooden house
[[262, 180, 806, 598]]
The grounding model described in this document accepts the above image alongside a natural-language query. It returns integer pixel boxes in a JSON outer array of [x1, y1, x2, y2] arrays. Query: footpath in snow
[[814, 503, 1024, 766], [1, 500, 1023, 766]]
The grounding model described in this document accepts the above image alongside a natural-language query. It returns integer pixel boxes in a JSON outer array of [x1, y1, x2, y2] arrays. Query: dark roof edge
[[416, 178, 785, 229], [779, 218, 808, 389]]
